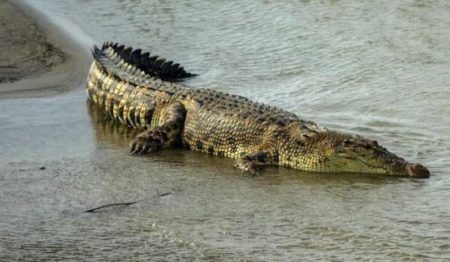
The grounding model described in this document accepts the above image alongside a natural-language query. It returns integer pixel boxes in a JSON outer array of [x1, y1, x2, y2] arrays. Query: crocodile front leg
[[129, 102, 186, 154], [234, 151, 272, 175]]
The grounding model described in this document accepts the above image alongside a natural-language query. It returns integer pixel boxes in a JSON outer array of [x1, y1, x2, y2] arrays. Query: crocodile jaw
[[284, 131, 430, 178]]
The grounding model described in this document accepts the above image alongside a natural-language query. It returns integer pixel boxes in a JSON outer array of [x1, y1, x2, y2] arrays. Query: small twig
[[85, 202, 136, 213], [159, 192, 171, 197]]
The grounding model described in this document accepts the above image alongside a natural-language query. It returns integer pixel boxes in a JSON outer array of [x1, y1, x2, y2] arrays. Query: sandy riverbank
[[0, 0, 89, 99]]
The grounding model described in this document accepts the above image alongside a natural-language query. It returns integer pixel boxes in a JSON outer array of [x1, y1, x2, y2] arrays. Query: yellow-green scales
[[86, 42, 430, 178]]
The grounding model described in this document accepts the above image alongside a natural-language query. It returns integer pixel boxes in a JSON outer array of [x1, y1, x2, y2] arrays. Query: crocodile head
[[290, 131, 430, 178]]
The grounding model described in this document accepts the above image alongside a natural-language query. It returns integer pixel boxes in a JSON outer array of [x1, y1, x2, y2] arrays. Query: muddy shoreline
[[0, 0, 89, 99]]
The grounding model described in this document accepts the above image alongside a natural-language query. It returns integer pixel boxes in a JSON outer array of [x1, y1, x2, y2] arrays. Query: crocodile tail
[[98, 41, 197, 82]]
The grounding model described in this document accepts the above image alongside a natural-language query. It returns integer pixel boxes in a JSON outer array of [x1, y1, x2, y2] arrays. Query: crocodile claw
[[129, 136, 157, 155], [234, 159, 260, 176]]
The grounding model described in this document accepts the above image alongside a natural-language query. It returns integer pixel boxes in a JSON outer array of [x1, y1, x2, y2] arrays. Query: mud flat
[[0, 0, 89, 98]]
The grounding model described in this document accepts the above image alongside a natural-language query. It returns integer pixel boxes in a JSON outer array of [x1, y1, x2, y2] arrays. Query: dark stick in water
[[85, 202, 136, 213]]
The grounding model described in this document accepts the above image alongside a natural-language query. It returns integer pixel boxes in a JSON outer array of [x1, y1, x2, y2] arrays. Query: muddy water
[[1, 0, 450, 260]]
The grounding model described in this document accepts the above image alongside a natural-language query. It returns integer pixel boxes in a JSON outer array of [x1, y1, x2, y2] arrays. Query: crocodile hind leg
[[234, 151, 272, 174], [129, 102, 186, 154]]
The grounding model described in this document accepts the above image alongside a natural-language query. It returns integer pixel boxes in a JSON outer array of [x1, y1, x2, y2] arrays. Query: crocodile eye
[[342, 139, 352, 146], [370, 140, 379, 147]]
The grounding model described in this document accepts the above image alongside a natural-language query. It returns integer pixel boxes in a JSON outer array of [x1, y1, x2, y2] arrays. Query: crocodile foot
[[234, 151, 271, 175], [129, 133, 161, 155], [234, 159, 259, 175]]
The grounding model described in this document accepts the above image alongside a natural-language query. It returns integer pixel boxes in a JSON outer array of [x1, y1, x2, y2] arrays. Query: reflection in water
[[87, 100, 139, 147]]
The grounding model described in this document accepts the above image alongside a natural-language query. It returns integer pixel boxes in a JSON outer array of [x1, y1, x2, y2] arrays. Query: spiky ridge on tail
[[87, 42, 195, 130], [98, 42, 196, 81]]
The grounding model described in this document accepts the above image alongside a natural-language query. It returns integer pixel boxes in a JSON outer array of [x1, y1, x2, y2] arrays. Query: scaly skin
[[86, 42, 430, 178]]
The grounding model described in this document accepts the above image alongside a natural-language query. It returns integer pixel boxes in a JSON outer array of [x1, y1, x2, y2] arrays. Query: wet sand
[[0, 1, 65, 83], [0, 0, 89, 98]]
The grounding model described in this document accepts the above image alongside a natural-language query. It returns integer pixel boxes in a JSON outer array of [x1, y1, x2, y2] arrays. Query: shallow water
[[1, 0, 450, 260]]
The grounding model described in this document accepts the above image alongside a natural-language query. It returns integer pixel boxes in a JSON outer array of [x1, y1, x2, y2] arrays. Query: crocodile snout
[[406, 163, 430, 178]]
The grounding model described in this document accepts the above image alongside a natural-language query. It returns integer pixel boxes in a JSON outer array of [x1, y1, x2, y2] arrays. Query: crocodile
[[85, 42, 430, 178]]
